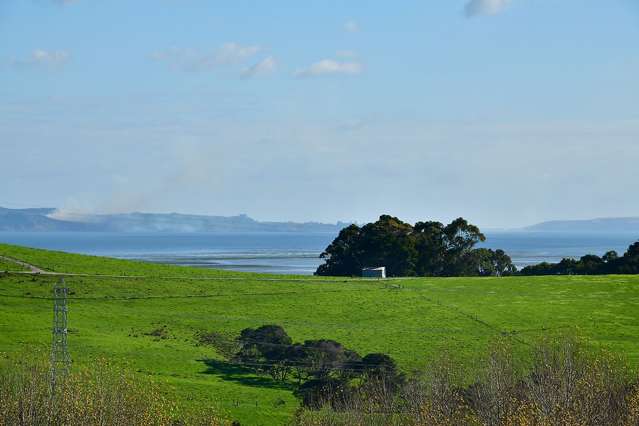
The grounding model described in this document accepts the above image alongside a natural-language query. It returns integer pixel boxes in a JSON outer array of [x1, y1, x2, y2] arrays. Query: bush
[[0, 353, 222, 426], [293, 336, 639, 426]]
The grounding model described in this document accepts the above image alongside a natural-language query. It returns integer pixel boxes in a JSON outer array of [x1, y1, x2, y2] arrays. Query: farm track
[[0, 255, 45, 273]]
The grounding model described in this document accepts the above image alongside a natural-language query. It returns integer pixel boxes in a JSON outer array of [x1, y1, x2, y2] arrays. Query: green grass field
[[1, 243, 639, 424]]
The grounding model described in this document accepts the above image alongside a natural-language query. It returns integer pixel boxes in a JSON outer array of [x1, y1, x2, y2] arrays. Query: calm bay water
[[0, 231, 637, 275]]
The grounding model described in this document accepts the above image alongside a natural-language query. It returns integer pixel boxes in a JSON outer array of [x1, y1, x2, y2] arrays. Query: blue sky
[[1, 0, 638, 227]]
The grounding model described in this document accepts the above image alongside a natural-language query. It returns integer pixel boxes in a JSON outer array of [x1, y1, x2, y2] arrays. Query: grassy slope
[[1, 243, 639, 424], [0, 258, 27, 271]]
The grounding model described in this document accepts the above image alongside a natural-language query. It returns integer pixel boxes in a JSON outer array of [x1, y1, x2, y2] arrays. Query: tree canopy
[[232, 324, 403, 409], [520, 240, 639, 276], [315, 215, 639, 277], [316, 215, 514, 277]]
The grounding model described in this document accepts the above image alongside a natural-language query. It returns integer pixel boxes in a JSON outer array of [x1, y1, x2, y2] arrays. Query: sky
[[1, 0, 638, 228]]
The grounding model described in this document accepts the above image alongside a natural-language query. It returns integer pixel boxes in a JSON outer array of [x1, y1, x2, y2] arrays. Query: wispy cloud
[[336, 50, 357, 58], [215, 43, 261, 64], [151, 43, 261, 72], [241, 56, 277, 79], [343, 20, 360, 33], [334, 118, 369, 133], [295, 59, 363, 78], [464, 0, 510, 17], [8, 49, 71, 70]]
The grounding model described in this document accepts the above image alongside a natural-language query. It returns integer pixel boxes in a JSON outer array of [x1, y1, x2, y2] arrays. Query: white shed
[[362, 266, 386, 279]]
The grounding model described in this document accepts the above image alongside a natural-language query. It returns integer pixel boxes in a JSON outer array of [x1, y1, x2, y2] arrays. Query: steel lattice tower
[[50, 277, 71, 393]]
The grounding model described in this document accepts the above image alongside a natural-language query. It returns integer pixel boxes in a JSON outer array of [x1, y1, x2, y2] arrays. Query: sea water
[[0, 231, 637, 275]]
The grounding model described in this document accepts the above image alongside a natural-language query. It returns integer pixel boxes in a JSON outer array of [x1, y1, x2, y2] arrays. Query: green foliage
[[235, 325, 294, 380], [196, 331, 239, 360], [294, 377, 353, 410], [360, 353, 401, 382], [521, 240, 639, 275], [316, 215, 510, 277], [468, 248, 517, 277], [233, 324, 401, 406], [296, 340, 362, 379]]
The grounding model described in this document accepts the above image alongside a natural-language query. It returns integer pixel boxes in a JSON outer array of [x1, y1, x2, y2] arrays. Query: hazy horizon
[[2, 0, 638, 228], [4, 205, 639, 233]]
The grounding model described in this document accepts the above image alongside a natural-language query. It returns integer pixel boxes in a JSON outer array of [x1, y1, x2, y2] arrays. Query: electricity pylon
[[50, 277, 71, 394]]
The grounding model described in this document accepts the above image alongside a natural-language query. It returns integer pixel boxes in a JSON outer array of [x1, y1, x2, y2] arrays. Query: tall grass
[[0, 354, 222, 426], [294, 336, 639, 426]]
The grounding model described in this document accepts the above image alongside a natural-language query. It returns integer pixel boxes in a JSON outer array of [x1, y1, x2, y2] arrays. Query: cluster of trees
[[315, 215, 516, 277], [521, 241, 639, 275], [233, 325, 403, 408]]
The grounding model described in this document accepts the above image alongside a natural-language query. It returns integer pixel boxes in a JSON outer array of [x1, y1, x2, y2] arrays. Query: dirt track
[[0, 255, 45, 273]]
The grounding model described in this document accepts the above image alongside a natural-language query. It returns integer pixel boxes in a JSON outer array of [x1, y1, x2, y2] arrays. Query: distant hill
[[0, 207, 348, 233], [0, 207, 93, 231], [524, 217, 639, 233]]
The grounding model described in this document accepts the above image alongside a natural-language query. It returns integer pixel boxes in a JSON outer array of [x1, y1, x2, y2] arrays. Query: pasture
[[1, 243, 638, 424]]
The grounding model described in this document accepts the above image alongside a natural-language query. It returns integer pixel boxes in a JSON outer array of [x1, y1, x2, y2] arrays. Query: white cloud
[[343, 20, 360, 33], [215, 42, 261, 64], [9, 49, 71, 69], [241, 56, 277, 79], [295, 59, 363, 78], [151, 43, 261, 72], [464, 0, 510, 17]]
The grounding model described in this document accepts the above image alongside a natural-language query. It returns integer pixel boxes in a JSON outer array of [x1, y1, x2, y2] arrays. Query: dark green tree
[[602, 250, 619, 263], [412, 221, 447, 276], [467, 248, 517, 277], [234, 325, 293, 380], [315, 224, 362, 276], [294, 376, 353, 409], [521, 241, 639, 276], [441, 218, 486, 276], [619, 242, 639, 274], [575, 254, 605, 275], [300, 339, 362, 379], [361, 353, 402, 382], [356, 215, 417, 277], [316, 215, 496, 277]]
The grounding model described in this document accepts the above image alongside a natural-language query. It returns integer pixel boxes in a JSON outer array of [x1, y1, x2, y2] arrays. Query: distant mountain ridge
[[524, 217, 639, 233], [0, 207, 349, 233], [0, 207, 92, 232]]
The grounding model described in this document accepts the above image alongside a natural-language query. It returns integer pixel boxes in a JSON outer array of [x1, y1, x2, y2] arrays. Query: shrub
[[293, 336, 639, 426], [0, 353, 222, 426]]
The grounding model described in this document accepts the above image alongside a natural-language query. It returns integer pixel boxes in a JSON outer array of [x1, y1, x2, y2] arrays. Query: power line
[[0, 287, 371, 301], [1, 269, 410, 283]]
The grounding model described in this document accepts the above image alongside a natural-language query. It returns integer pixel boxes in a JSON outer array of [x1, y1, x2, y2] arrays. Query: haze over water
[[1, 231, 637, 275]]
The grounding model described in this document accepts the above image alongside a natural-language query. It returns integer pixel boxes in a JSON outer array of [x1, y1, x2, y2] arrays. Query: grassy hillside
[[0, 257, 27, 272], [1, 243, 639, 424]]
